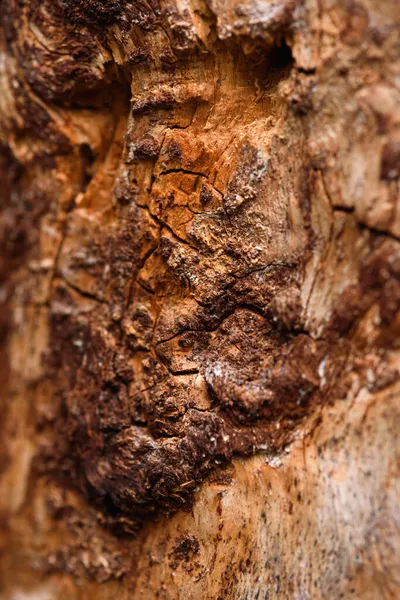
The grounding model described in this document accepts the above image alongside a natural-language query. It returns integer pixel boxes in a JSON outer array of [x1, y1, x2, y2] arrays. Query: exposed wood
[[0, 0, 399, 598]]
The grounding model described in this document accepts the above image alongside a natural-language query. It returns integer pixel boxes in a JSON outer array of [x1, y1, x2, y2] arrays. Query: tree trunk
[[0, 0, 399, 598]]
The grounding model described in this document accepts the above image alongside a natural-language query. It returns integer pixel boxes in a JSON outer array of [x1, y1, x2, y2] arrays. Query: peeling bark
[[0, 0, 399, 598]]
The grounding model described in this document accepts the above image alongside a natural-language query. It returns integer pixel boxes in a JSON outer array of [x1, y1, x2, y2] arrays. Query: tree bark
[[0, 0, 399, 598]]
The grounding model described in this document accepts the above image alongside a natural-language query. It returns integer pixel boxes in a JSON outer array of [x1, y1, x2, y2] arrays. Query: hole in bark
[[79, 143, 96, 190], [247, 37, 294, 90], [269, 38, 293, 70]]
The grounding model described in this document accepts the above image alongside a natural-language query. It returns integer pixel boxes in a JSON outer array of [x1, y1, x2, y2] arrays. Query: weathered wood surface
[[0, 0, 399, 598]]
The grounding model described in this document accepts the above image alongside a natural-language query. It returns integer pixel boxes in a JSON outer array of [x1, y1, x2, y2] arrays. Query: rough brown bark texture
[[0, 0, 399, 598]]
